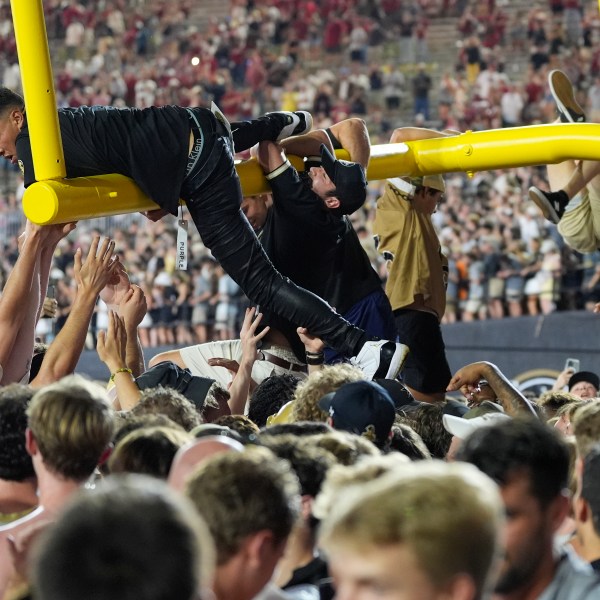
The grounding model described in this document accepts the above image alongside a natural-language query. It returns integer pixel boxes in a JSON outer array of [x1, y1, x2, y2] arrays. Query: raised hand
[[97, 310, 127, 372], [100, 263, 132, 310], [240, 307, 270, 362], [74, 235, 121, 296], [119, 285, 148, 329], [296, 326, 324, 354]]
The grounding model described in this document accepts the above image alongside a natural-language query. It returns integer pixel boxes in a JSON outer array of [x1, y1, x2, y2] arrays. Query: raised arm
[[97, 310, 141, 410], [278, 117, 371, 168], [226, 307, 269, 415], [327, 117, 370, 168], [0, 223, 48, 383], [447, 360, 538, 418], [118, 285, 148, 377], [30, 236, 121, 387]]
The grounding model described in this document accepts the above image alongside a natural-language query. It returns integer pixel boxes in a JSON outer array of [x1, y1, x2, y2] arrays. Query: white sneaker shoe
[[350, 340, 409, 380], [272, 110, 313, 141]]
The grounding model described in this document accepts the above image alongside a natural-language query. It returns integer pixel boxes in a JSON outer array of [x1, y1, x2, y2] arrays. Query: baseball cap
[[320, 144, 368, 215], [463, 400, 505, 418], [569, 371, 600, 391], [442, 412, 511, 440], [374, 378, 418, 410], [318, 380, 395, 447], [409, 174, 446, 192]]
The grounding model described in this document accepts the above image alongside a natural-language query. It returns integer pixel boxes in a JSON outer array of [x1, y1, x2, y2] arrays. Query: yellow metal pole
[[23, 122, 600, 225], [10, 0, 65, 180], [22, 175, 160, 225]]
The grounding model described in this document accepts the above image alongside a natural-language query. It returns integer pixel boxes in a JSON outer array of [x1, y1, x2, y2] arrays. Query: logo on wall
[[512, 369, 560, 399]]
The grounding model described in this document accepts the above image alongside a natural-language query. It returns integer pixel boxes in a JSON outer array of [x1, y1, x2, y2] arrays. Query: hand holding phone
[[565, 358, 580, 373]]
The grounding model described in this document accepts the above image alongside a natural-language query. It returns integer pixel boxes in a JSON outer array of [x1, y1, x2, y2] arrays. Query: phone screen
[[565, 358, 580, 372]]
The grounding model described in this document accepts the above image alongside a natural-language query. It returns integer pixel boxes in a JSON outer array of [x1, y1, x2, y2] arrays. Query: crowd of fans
[[0, 0, 599, 343], [2, 1, 600, 599]]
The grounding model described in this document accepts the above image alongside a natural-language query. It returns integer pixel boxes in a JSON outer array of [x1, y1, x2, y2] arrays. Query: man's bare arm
[[447, 361, 538, 418], [30, 236, 121, 387]]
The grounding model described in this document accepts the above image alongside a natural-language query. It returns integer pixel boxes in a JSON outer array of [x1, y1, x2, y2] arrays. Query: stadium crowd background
[[0, 0, 599, 347]]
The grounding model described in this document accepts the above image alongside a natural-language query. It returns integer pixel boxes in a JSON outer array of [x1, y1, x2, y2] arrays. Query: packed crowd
[[1, 0, 600, 335], [2, 1, 600, 599]]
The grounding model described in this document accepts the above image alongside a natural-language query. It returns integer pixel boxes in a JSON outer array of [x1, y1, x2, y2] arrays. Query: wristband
[[305, 351, 324, 366], [110, 367, 133, 383]]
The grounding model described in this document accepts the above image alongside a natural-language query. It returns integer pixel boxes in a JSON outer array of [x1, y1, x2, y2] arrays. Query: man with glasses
[[373, 127, 452, 403]]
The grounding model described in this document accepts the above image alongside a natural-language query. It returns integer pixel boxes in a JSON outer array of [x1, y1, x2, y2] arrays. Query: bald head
[[168, 436, 244, 492]]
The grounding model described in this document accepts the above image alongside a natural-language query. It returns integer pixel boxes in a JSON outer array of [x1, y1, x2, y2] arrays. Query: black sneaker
[[528, 187, 569, 224], [269, 110, 313, 141], [548, 70, 586, 123]]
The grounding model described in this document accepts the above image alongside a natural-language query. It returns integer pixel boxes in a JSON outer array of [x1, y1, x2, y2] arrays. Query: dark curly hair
[[248, 374, 301, 427], [0, 384, 35, 481]]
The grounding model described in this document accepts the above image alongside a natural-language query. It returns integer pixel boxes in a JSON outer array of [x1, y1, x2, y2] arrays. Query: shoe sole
[[548, 70, 585, 123], [528, 187, 560, 224], [375, 342, 410, 379]]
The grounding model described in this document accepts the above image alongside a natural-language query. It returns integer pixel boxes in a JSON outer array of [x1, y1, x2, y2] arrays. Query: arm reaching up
[[30, 236, 121, 387], [97, 310, 140, 410], [227, 307, 270, 415], [118, 285, 148, 377]]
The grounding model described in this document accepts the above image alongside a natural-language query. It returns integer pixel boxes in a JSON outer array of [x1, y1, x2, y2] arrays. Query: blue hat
[[318, 381, 395, 447]]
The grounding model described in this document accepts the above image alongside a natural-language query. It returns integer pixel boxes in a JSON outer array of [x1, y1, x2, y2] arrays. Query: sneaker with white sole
[[548, 70, 586, 123], [350, 340, 409, 380], [269, 110, 313, 141], [528, 186, 569, 224]]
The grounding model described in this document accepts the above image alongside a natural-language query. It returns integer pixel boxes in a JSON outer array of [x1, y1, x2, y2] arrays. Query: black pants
[[181, 113, 368, 357]]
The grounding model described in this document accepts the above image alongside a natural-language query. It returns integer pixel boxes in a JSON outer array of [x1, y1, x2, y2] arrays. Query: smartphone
[[565, 358, 580, 373]]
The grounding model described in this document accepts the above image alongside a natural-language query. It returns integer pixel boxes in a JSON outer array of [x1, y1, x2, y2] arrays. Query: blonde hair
[[319, 461, 503, 597], [306, 430, 380, 466], [108, 426, 193, 479], [312, 453, 409, 520], [291, 364, 364, 423], [572, 399, 600, 458], [536, 390, 580, 419]]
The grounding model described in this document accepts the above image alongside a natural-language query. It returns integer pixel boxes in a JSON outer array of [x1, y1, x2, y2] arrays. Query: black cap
[[568, 371, 600, 392], [318, 380, 395, 447], [320, 144, 367, 215]]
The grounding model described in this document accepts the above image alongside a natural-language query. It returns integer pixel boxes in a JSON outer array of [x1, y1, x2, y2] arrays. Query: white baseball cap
[[442, 412, 511, 440]]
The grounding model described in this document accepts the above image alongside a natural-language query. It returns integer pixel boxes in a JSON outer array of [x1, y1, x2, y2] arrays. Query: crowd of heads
[[0, 351, 599, 599], [2, 1, 600, 599]]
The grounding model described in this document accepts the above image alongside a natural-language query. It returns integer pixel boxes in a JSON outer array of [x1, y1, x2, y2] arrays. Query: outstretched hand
[[240, 307, 270, 362], [118, 285, 148, 328], [207, 357, 241, 377], [100, 263, 132, 310], [97, 310, 127, 372], [446, 361, 491, 393], [74, 235, 121, 296], [296, 326, 324, 354]]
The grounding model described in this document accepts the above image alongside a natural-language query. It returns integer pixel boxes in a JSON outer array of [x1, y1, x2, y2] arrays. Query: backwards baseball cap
[[442, 411, 511, 440], [318, 380, 395, 447], [569, 371, 600, 391], [320, 144, 368, 215], [409, 174, 446, 192]]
